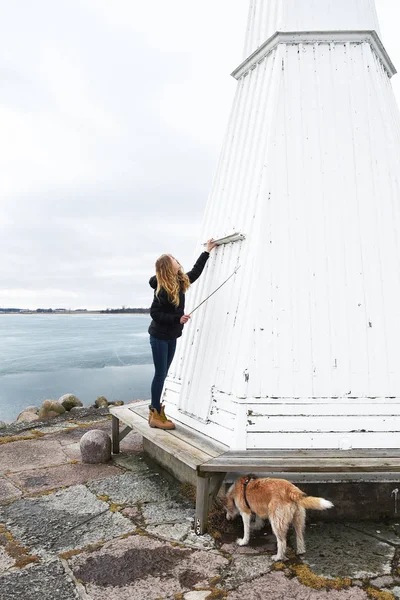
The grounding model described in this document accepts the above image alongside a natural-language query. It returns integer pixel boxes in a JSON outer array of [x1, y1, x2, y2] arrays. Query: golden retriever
[[224, 475, 333, 561]]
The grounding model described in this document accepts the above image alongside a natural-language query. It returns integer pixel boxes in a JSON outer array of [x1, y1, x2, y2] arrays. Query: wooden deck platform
[[110, 401, 400, 534]]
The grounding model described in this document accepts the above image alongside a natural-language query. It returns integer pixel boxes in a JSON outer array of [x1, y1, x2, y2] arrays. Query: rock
[[95, 396, 109, 408], [80, 430, 111, 463], [16, 406, 40, 422], [0, 421, 7, 430], [38, 400, 66, 419], [184, 592, 212, 600], [24, 405, 40, 414], [58, 394, 83, 411], [109, 400, 124, 406], [16, 411, 40, 424]]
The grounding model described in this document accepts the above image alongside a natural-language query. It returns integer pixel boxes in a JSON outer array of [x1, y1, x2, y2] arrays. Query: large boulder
[[38, 400, 66, 419], [80, 430, 111, 463], [16, 411, 40, 424], [95, 396, 109, 408], [16, 406, 40, 423], [58, 394, 83, 411]]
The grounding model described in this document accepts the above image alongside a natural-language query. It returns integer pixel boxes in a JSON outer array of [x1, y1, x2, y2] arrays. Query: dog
[[224, 475, 333, 561]]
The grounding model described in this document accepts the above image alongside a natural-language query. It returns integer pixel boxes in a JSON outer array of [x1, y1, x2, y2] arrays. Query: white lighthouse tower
[[163, 0, 400, 450]]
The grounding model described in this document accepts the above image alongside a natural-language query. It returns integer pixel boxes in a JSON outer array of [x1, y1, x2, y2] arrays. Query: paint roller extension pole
[[189, 265, 241, 316]]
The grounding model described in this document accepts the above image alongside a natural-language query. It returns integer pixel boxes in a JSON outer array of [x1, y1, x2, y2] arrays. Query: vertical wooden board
[[292, 44, 326, 397], [268, 49, 293, 398], [284, 43, 314, 398], [255, 49, 285, 398], [368, 53, 400, 395], [318, 42, 347, 397], [325, 42, 352, 397], [111, 416, 120, 454], [340, 42, 369, 395], [350, 44, 388, 397]]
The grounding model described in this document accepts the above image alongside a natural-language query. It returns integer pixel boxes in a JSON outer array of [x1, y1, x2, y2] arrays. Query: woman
[[148, 239, 216, 429]]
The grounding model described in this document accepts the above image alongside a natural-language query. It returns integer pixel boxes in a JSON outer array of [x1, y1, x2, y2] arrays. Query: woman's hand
[[180, 315, 191, 324], [206, 238, 217, 252]]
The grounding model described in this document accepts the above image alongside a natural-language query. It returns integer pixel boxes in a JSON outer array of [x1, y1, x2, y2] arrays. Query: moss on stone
[[30, 430, 45, 437], [0, 524, 40, 567], [207, 590, 228, 599], [67, 420, 109, 428], [95, 396, 109, 408], [59, 395, 83, 411], [0, 434, 39, 445], [119, 532, 137, 540], [365, 588, 395, 600], [15, 555, 40, 568], [291, 564, 352, 591], [38, 400, 66, 419], [96, 494, 110, 503], [272, 561, 286, 571], [59, 548, 84, 560]]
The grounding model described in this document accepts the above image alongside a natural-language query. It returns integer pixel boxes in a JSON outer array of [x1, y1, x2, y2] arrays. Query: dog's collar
[[243, 475, 256, 510]]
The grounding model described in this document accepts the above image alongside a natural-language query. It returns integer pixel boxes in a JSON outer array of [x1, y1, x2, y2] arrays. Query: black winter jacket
[[148, 252, 210, 340]]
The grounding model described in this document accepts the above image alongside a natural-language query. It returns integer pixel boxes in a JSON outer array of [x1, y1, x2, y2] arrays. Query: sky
[[1, 0, 400, 310]]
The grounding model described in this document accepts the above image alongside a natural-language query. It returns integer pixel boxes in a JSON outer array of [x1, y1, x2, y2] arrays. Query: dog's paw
[[296, 547, 306, 555], [271, 554, 288, 562], [236, 538, 248, 546]]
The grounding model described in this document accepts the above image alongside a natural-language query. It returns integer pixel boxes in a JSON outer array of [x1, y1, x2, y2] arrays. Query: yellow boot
[[149, 407, 175, 430], [160, 404, 175, 429]]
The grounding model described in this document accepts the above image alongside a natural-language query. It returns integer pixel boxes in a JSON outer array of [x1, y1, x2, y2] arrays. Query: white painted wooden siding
[[163, 1, 400, 449], [244, 0, 381, 58]]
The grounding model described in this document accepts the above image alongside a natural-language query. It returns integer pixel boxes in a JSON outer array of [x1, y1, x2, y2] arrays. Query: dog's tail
[[299, 496, 334, 511]]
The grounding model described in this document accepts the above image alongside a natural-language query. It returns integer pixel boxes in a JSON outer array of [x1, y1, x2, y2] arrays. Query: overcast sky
[[1, 0, 400, 310]]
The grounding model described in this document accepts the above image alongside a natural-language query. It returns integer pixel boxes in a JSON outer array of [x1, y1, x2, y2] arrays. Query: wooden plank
[[247, 415, 400, 432], [246, 403, 400, 416], [119, 425, 133, 442], [203, 454, 400, 466], [246, 431, 400, 449], [110, 404, 220, 471], [131, 404, 227, 457], [218, 449, 400, 458], [245, 397, 400, 404], [199, 456, 400, 473]]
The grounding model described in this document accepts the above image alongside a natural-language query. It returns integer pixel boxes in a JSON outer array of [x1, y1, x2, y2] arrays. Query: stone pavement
[[1, 414, 400, 599]]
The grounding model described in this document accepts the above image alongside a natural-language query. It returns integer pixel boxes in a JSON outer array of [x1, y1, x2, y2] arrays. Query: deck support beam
[[195, 472, 227, 535]]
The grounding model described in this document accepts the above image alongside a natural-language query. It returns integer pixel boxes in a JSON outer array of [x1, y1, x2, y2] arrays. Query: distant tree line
[[100, 307, 150, 314]]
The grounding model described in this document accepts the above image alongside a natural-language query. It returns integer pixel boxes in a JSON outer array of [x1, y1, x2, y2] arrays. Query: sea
[[0, 314, 153, 423]]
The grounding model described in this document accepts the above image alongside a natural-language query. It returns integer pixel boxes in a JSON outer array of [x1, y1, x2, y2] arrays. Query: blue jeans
[[149, 335, 177, 412]]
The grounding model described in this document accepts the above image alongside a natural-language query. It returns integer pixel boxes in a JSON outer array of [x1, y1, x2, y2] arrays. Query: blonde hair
[[155, 254, 190, 306]]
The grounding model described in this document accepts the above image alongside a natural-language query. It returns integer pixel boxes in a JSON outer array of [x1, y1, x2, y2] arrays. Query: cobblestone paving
[[1, 415, 400, 599]]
